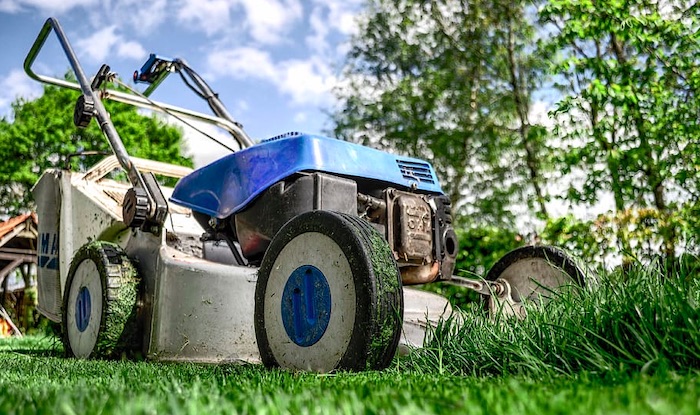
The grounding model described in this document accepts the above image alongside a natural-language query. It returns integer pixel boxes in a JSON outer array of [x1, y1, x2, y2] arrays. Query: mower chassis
[[33, 157, 450, 363], [125, 230, 260, 363]]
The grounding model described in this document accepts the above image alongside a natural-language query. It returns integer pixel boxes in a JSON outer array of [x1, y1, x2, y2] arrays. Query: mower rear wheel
[[254, 211, 403, 373], [62, 241, 141, 359], [485, 245, 588, 307]]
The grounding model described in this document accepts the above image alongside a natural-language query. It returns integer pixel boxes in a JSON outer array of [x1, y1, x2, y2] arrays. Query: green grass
[[1, 261, 699, 414], [407, 261, 700, 377], [1, 338, 698, 415]]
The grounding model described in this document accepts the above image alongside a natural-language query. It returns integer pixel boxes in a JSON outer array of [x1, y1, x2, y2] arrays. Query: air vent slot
[[396, 159, 435, 185], [263, 131, 303, 143]]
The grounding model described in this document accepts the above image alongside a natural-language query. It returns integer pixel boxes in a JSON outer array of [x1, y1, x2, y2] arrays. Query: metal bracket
[[142, 172, 168, 227], [448, 276, 527, 319], [133, 53, 176, 96], [447, 275, 504, 296]]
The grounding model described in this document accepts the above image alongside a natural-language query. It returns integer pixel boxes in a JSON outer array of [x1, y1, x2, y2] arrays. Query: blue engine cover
[[170, 132, 444, 219]]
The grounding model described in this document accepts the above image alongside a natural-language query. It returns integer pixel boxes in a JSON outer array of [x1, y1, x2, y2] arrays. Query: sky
[[0, 0, 363, 167]]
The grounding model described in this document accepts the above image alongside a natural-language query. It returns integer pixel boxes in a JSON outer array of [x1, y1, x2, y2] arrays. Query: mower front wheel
[[254, 211, 403, 373], [62, 241, 141, 359]]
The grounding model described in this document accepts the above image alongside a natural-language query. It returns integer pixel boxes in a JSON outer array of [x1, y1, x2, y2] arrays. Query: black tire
[[62, 241, 141, 358], [254, 211, 403, 372], [485, 245, 588, 304]]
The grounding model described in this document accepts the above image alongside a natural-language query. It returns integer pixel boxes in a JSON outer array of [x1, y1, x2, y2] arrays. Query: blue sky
[[0, 0, 363, 166]]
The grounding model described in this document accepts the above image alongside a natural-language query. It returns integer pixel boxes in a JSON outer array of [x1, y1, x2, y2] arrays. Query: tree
[[541, 0, 700, 262], [332, 0, 551, 228], [0, 80, 193, 216]]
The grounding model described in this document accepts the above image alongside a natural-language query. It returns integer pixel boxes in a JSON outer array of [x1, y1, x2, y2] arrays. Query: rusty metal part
[[357, 193, 386, 221], [448, 275, 504, 296], [401, 261, 439, 285], [487, 278, 527, 319], [396, 195, 432, 260], [364, 188, 456, 281], [386, 189, 433, 265], [447, 275, 526, 318]]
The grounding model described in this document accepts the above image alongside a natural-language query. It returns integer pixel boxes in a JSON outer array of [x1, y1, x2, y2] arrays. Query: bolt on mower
[[26, 18, 591, 372]]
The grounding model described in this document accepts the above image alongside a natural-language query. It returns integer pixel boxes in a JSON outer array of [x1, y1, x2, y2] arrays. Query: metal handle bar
[[24, 19, 254, 150], [24, 17, 146, 191]]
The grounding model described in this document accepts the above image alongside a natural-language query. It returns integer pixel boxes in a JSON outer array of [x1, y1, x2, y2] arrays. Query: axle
[[448, 275, 526, 318]]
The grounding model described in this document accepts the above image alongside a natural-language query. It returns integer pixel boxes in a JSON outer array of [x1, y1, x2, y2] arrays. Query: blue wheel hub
[[75, 286, 92, 332], [281, 265, 331, 347]]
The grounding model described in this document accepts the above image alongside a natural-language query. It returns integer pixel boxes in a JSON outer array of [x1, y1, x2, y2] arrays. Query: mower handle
[[23, 18, 254, 150], [25, 17, 174, 229], [24, 17, 146, 192]]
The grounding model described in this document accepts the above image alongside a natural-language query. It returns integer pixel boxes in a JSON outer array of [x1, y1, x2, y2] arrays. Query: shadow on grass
[[10, 347, 63, 358], [0, 335, 63, 357]]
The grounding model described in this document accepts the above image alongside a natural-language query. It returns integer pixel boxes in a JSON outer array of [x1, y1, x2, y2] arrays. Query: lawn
[[1, 262, 699, 414]]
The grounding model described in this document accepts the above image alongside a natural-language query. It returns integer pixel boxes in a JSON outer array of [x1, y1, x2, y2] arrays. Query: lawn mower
[[25, 18, 590, 372]]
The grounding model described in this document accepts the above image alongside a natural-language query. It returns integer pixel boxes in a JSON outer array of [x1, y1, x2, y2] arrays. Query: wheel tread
[[255, 210, 403, 372], [62, 241, 141, 359], [340, 213, 403, 369]]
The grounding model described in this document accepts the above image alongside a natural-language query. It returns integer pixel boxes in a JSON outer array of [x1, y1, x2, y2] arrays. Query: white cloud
[[277, 58, 336, 106], [75, 26, 146, 62], [175, 0, 302, 44], [305, 5, 329, 54], [0, 0, 167, 37], [237, 0, 303, 44], [116, 0, 168, 35], [116, 41, 147, 60], [207, 48, 337, 107], [0, 69, 43, 116], [0, 0, 20, 12], [176, 0, 232, 37], [293, 111, 307, 124], [323, 0, 362, 36], [75, 26, 119, 62], [235, 99, 249, 113], [0, 0, 96, 14], [88, 0, 168, 36], [172, 117, 239, 167], [207, 47, 277, 79], [306, 1, 361, 56]]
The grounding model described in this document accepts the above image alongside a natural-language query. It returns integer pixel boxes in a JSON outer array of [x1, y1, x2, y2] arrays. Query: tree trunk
[[610, 32, 675, 265], [506, 18, 548, 219]]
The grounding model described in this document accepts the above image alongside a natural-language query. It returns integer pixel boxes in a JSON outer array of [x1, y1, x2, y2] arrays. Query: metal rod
[[448, 275, 503, 296], [0, 247, 37, 256], [24, 22, 254, 150], [24, 18, 145, 191], [103, 89, 254, 148], [175, 58, 238, 125]]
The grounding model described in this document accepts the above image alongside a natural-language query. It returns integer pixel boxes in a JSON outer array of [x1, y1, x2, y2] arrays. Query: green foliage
[[540, 0, 700, 260], [455, 226, 527, 277], [335, 0, 700, 266], [541, 208, 698, 268], [540, 215, 613, 267], [0, 80, 193, 215], [333, 0, 552, 226]]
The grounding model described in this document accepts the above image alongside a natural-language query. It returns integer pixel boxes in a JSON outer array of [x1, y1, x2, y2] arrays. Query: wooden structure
[[0, 213, 38, 336]]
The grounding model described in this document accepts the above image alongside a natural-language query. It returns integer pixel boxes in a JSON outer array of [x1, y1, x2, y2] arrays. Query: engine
[[173, 133, 458, 284], [209, 171, 457, 285]]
